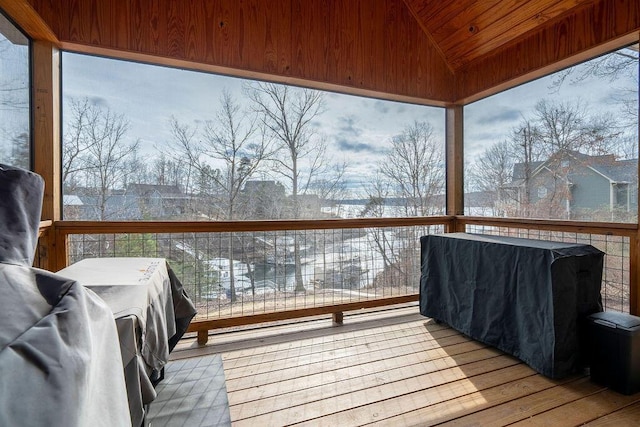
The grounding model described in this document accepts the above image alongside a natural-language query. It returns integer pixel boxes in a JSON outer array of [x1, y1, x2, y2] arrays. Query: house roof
[[591, 158, 638, 183], [126, 184, 185, 197], [512, 161, 544, 181], [62, 195, 83, 206], [511, 152, 638, 186]]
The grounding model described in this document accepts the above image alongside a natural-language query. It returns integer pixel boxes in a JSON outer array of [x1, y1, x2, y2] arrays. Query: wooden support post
[[446, 104, 464, 232], [633, 94, 640, 315], [332, 311, 344, 326], [197, 330, 209, 346], [32, 41, 61, 223], [632, 222, 640, 315], [32, 40, 61, 271]]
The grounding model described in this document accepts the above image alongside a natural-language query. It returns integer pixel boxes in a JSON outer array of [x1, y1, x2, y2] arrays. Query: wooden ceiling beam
[[0, 0, 57, 43], [401, 0, 454, 73]]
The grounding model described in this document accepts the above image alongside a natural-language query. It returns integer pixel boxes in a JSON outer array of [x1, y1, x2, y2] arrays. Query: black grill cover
[[420, 233, 604, 378]]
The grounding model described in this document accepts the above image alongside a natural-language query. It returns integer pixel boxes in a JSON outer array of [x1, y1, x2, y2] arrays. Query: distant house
[[62, 194, 84, 219], [463, 191, 499, 216], [125, 183, 188, 219], [64, 183, 189, 220], [296, 194, 323, 216], [242, 180, 286, 197], [240, 180, 287, 219], [508, 151, 638, 220]]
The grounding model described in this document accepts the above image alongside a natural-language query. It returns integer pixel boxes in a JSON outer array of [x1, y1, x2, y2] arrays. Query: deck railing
[[460, 217, 636, 315], [40, 216, 638, 344]]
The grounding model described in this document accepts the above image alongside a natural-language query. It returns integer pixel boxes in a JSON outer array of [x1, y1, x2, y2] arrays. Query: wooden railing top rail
[[54, 216, 454, 234], [459, 216, 638, 237], [38, 220, 52, 237], [53, 216, 637, 237]]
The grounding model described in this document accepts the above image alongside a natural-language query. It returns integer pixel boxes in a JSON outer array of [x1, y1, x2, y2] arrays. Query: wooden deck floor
[[172, 304, 640, 426]]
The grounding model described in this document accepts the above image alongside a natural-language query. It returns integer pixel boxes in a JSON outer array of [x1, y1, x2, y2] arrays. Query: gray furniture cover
[[420, 233, 604, 379], [0, 164, 131, 426], [57, 257, 197, 426]]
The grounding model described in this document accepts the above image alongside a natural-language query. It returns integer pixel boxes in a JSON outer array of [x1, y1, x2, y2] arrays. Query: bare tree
[[83, 109, 138, 220], [379, 121, 444, 216], [203, 90, 271, 219], [306, 160, 350, 215], [365, 121, 444, 288], [150, 154, 188, 188], [169, 89, 271, 300], [4, 132, 29, 170], [169, 90, 269, 219], [62, 98, 138, 220], [510, 119, 544, 217], [551, 46, 638, 90], [166, 118, 198, 202], [63, 98, 96, 192], [533, 99, 620, 157], [532, 100, 621, 217], [0, 39, 29, 111], [549, 45, 638, 145], [0, 38, 30, 168], [479, 99, 625, 219], [467, 140, 517, 216], [246, 83, 326, 211], [360, 172, 398, 270], [246, 82, 327, 291]]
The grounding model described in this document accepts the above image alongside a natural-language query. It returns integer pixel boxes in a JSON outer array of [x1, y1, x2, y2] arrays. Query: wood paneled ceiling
[[2, 0, 639, 104], [403, 0, 594, 70]]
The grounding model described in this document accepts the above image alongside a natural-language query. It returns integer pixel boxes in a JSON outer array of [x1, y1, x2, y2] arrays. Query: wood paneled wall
[[26, 0, 455, 104], [3, 0, 637, 104]]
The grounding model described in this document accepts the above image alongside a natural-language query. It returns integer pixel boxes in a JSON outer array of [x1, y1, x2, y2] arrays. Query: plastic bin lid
[[589, 311, 640, 331]]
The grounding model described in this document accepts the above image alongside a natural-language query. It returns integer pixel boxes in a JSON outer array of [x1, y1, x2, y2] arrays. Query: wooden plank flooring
[[172, 304, 640, 426]]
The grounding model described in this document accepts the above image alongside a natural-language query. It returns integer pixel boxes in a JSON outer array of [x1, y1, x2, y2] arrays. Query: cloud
[[336, 138, 372, 152], [395, 104, 407, 114], [88, 96, 110, 108], [472, 106, 521, 125], [373, 100, 390, 114], [337, 115, 362, 137]]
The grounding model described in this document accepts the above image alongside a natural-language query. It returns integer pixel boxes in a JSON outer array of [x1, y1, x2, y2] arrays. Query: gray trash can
[[587, 311, 640, 395]]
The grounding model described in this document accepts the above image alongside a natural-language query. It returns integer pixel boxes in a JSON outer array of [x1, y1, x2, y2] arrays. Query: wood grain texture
[[509, 389, 640, 426], [26, 0, 454, 103], [32, 41, 61, 224], [444, 0, 587, 69], [456, 0, 640, 102], [187, 295, 419, 332], [585, 401, 640, 426], [0, 0, 57, 42], [446, 105, 464, 217], [12, 0, 639, 103], [402, 0, 586, 69], [631, 235, 639, 315], [54, 216, 455, 234], [173, 308, 640, 426]]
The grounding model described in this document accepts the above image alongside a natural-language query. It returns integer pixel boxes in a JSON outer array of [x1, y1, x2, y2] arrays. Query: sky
[[0, 26, 29, 154], [465, 65, 637, 157], [62, 52, 446, 193], [61, 46, 638, 195]]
